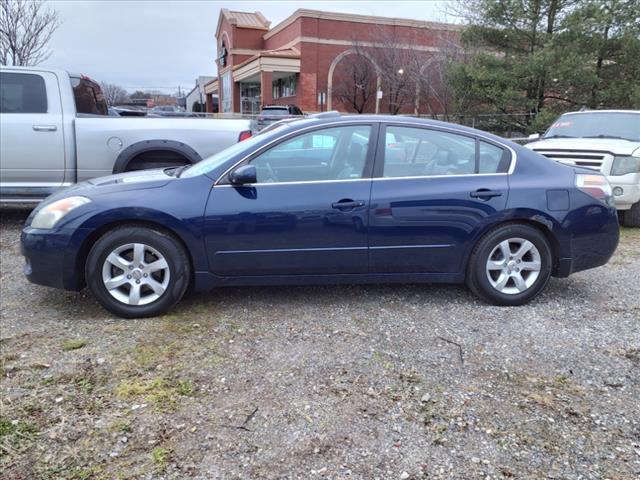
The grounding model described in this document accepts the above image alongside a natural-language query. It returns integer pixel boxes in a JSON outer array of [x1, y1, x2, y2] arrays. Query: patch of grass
[[107, 419, 132, 434], [75, 376, 94, 394], [150, 446, 171, 471], [116, 376, 196, 410], [0, 416, 38, 444], [61, 339, 88, 351], [177, 379, 195, 396]]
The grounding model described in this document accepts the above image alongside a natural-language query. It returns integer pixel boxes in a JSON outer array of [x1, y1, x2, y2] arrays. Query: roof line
[[263, 8, 462, 40]]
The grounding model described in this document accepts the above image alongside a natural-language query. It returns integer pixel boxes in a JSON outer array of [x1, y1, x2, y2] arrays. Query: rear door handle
[[332, 200, 365, 210], [33, 125, 57, 132], [470, 189, 503, 200]]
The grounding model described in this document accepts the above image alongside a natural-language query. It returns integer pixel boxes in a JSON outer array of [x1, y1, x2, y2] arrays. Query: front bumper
[[609, 176, 640, 210], [21, 226, 89, 291]]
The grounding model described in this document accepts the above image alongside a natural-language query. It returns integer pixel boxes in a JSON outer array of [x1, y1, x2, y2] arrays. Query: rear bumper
[[553, 204, 620, 277], [21, 227, 88, 291]]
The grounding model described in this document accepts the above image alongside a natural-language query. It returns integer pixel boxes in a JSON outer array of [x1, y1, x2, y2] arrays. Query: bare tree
[[411, 32, 466, 120], [331, 41, 377, 113], [367, 26, 422, 115], [0, 0, 61, 66], [100, 82, 129, 106]]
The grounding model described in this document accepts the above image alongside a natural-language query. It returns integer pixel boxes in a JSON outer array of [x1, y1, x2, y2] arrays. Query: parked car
[[21, 113, 619, 318], [0, 66, 251, 203], [525, 110, 640, 226], [148, 105, 195, 117], [251, 104, 303, 132]]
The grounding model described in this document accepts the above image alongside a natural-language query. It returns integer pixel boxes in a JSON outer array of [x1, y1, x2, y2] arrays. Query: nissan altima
[[21, 113, 619, 318]]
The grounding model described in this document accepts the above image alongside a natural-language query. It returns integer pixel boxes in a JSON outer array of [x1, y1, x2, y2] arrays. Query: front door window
[[249, 125, 372, 183]]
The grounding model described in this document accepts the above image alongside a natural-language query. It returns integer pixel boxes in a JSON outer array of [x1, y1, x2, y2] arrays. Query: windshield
[[544, 112, 640, 141], [261, 108, 288, 116], [181, 125, 290, 178]]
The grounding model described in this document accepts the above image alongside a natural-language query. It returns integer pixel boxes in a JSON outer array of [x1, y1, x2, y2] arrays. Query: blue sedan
[[21, 113, 619, 318]]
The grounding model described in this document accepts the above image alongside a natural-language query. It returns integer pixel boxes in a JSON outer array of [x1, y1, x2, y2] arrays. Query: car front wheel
[[466, 224, 552, 306], [85, 226, 190, 318]]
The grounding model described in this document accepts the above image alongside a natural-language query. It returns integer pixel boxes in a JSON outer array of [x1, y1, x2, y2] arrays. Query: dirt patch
[[1, 208, 639, 479]]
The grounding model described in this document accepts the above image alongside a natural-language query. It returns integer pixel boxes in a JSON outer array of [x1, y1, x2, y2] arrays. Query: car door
[[368, 123, 510, 274], [0, 70, 65, 198], [203, 123, 378, 276]]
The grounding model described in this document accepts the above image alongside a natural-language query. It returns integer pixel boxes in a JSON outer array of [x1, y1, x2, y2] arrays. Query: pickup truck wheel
[[125, 150, 190, 171], [85, 226, 190, 318], [623, 202, 640, 227], [466, 224, 552, 306]]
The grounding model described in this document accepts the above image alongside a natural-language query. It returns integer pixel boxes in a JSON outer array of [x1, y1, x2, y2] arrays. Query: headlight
[[31, 196, 91, 229], [611, 156, 640, 176]]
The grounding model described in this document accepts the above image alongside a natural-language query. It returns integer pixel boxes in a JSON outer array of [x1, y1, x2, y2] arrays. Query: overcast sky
[[42, 0, 456, 94]]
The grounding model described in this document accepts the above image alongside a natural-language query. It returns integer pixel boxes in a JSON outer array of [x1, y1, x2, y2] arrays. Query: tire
[[85, 226, 191, 318], [622, 202, 640, 227], [466, 224, 553, 306]]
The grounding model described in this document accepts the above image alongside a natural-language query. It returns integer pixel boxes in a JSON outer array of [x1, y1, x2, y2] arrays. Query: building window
[[272, 74, 296, 99], [221, 70, 232, 113]]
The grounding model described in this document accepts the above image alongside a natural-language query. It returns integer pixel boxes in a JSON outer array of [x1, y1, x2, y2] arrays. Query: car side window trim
[[373, 123, 515, 179], [216, 122, 380, 186]]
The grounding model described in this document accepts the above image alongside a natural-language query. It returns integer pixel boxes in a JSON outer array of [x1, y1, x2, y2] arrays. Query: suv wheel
[[466, 224, 552, 306], [85, 226, 190, 318], [623, 202, 640, 227]]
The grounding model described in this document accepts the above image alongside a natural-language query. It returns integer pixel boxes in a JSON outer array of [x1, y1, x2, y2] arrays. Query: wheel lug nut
[[143, 273, 148, 277], [136, 280, 140, 284], [128, 265, 133, 270], [139, 265, 144, 269], [127, 274, 131, 279]]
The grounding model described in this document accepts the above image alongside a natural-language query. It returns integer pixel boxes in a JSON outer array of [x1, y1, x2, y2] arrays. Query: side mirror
[[528, 133, 541, 140], [229, 164, 257, 185]]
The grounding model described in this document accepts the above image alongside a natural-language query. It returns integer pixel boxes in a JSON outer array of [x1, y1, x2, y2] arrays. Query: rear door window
[[0, 72, 47, 113], [379, 126, 511, 177], [71, 76, 108, 115]]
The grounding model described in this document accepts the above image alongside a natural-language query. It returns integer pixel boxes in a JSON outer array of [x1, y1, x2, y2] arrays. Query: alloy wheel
[[101, 243, 170, 306], [485, 237, 541, 295]]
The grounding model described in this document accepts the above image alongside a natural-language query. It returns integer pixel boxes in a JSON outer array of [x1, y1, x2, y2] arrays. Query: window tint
[[71, 76, 108, 115], [0, 72, 47, 113], [479, 141, 507, 173], [382, 126, 475, 177], [250, 125, 371, 183]]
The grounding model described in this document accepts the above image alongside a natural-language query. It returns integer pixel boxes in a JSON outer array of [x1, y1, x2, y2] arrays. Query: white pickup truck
[[525, 110, 640, 227], [0, 66, 251, 203]]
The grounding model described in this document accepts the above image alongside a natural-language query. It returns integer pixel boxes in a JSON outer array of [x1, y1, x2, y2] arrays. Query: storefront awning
[[233, 48, 301, 83]]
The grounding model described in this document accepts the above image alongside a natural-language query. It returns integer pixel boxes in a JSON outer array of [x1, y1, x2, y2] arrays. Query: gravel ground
[[1, 206, 639, 480]]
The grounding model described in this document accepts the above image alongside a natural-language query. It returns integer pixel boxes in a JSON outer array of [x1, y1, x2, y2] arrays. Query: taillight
[[575, 173, 614, 206], [238, 130, 252, 142]]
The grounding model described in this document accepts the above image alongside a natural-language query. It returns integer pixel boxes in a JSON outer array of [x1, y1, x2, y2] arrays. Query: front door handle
[[332, 199, 365, 210], [470, 189, 503, 200], [33, 125, 57, 132]]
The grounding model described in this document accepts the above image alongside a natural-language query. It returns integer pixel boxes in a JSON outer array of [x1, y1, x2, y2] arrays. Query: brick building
[[207, 9, 461, 115]]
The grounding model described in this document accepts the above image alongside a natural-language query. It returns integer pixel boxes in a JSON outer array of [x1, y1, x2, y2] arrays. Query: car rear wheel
[[466, 224, 552, 306], [85, 226, 190, 318]]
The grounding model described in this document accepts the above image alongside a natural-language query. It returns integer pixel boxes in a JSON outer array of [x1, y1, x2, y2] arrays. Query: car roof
[[284, 112, 497, 136], [560, 109, 640, 115]]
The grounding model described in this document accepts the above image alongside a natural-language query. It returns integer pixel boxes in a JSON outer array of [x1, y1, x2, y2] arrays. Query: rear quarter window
[[0, 72, 47, 113], [71, 76, 108, 115]]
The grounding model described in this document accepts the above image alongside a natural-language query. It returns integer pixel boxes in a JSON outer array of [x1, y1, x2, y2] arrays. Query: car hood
[[87, 169, 173, 187], [526, 138, 640, 156], [39, 169, 174, 207]]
